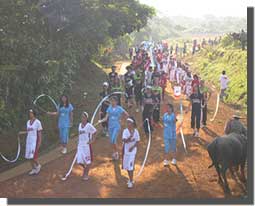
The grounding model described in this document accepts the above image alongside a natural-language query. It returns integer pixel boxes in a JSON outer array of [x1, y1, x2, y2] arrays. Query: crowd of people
[[16, 39, 244, 190]]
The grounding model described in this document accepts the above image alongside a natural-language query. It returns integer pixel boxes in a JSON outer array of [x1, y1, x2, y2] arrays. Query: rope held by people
[[33, 94, 58, 113], [0, 134, 21, 163], [210, 93, 220, 122], [179, 98, 187, 154], [61, 92, 128, 181], [135, 118, 152, 179]]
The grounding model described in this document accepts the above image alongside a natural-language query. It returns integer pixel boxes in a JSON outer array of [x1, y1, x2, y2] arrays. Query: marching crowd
[[15, 40, 246, 190]]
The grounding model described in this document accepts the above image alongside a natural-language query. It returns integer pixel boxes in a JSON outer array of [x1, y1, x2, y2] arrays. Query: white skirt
[[185, 85, 192, 97], [25, 135, 37, 159], [122, 154, 136, 171], [77, 144, 92, 165], [170, 70, 175, 82]]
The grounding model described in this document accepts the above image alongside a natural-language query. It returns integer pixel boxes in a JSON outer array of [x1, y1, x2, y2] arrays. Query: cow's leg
[[215, 164, 223, 184], [229, 163, 235, 177], [240, 162, 246, 183], [222, 166, 230, 193], [235, 165, 239, 172]]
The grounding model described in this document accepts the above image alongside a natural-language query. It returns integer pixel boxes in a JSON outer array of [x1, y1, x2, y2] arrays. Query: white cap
[[103, 82, 109, 87], [127, 118, 135, 123], [83, 111, 89, 118]]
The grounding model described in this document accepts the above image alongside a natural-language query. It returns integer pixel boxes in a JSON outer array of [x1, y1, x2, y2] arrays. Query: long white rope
[[61, 91, 128, 181], [135, 118, 151, 179], [210, 93, 220, 122], [33, 94, 58, 112], [0, 135, 21, 163], [91, 92, 128, 124], [179, 98, 187, 154], [1, 94, 57, 163]]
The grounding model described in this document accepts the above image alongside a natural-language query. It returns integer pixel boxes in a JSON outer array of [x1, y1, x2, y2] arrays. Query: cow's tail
[[207, 138, 218, 169]]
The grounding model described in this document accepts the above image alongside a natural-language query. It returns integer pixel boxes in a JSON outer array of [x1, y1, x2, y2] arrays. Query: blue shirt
[[106, 105, 125, 128], [58, 104, 74, 128], [163, 112, 176, 139]]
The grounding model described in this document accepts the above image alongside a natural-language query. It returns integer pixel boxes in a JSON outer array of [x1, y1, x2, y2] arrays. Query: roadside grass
[[0, 60, 109, 172]]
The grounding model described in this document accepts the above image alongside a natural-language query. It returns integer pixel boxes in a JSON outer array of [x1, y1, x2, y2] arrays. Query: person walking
[[122, 117, 140, 188], [186, 86, 203, 137], [47, 95, 73, 154], [19, 109, 43, 175], [162, 104, 177, 166], [76, 112, 97, 181], [219, 70, 229, 101], [99, 96, 129, 160]]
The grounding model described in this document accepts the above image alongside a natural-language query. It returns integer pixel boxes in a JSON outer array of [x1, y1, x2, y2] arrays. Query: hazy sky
[[140, 0, 254, 17]]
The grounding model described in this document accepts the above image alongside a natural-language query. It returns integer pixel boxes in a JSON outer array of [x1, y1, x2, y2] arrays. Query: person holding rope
[[122, 117, 140, 189], [99, 82, 110, 137], [76, 112, 97, 181], [47, 95, 74, 154], [99, 96, 129, 160], [186, 85, 203, 137], [162, 104, 177, 166], [18, 109, 43, 175], [142, 86, 154, 138]]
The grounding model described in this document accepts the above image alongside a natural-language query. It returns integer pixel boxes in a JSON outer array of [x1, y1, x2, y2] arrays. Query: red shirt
[[192, 79, 200, 87], [160, 75, 167, 88], [191, 79, 200, 92]]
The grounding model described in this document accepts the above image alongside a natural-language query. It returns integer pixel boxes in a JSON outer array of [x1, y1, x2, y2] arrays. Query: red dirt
[[0, 61, 247, 198]]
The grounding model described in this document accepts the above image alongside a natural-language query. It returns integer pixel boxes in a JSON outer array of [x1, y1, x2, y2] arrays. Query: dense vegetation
[[0, 0, 155, 131], [185, 34, 247, 112]]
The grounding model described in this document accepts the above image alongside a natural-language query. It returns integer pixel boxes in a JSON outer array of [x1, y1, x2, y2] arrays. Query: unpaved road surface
[[0, 61, 247, 198]]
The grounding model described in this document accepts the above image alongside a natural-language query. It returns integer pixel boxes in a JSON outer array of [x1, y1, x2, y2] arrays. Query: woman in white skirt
[[77, 112, 97, 180], [19, 109, 43, 175], [122, 117, 140, 188]]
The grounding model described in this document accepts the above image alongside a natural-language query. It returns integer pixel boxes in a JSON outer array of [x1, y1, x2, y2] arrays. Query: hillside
[[130, 15, 246, 44], [184, 35, 247, 112]]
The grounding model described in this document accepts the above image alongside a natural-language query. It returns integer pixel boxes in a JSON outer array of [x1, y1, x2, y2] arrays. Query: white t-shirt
[[219, 74, 229, 89], [78, 123, 96, 146], [26, 119, 43, 139], [122, 128, 140, 155], [145, 70, 153, 85]]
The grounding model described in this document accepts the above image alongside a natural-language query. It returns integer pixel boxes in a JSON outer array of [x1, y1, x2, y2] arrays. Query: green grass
[[184, 37, 247, 112]]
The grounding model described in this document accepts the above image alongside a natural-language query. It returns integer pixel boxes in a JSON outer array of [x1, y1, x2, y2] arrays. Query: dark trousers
[[191, 108, 201, 130], [202, 105, 207, 125], [153, 104, 160, 122]]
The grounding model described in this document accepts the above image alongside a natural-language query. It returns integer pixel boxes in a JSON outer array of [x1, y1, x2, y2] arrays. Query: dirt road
[[0, 61, 247, 198]]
